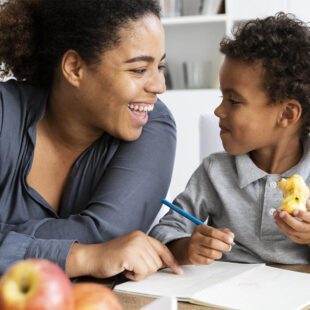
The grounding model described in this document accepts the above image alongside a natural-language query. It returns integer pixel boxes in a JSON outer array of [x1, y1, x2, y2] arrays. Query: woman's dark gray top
[[0, 80, 176, 273]]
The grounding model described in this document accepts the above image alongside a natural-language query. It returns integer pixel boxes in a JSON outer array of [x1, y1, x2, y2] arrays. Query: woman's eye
[[130, 68, 147, 74], [158, 63, 167, 72]]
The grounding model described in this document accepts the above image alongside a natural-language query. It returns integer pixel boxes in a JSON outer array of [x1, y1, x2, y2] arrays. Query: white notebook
[[115, 261, 310, 310]]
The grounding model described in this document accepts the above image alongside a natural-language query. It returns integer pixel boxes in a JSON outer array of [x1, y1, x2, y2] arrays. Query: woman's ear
[[278, 100, 302, 128], [61, 50, 83, 87]]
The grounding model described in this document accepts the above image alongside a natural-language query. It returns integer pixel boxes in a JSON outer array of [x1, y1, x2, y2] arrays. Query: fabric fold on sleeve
[[0, 231, 75, 273]]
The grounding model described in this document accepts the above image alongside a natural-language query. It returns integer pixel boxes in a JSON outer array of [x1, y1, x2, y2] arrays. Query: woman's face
[[77, 14, 166, 141]]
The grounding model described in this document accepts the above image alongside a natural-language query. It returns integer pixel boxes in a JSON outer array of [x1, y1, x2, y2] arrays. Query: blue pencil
[[161, 199, 207, 225], [161, 199, 236, 246]]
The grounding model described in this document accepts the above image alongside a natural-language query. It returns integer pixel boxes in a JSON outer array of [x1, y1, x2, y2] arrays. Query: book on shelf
[[200, 0, 224, 15], [115, 261, 310, 310], [182, 0, 202, 16]]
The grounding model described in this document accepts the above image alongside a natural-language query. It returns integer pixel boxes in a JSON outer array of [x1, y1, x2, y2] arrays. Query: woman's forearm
[[66, 243, 91, 278], [65, 232, 182, 280]]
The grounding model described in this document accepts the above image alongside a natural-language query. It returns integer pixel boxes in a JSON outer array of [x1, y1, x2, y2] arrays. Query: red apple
[[0, 259, 73, 310], [73, 283, 122, 310]]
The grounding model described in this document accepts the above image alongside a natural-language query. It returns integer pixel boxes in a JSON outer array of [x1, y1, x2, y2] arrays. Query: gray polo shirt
[[0, 80, 176, 273], [150, 136, 310, 264]]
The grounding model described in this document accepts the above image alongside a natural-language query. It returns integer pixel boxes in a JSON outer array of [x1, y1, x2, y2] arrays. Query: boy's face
[[215, 57, 283, 156]]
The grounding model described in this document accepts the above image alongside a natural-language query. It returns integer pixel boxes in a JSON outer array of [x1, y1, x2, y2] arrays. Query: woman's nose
[[146, 71, 166, 94]]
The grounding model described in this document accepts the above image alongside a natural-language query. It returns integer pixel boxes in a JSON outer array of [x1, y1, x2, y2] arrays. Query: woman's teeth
[[128, 104, 154, 112]]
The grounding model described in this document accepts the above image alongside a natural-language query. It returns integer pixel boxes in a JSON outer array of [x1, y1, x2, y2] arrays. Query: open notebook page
[[191, 265, 310, 310], [115, 262, 264, 299]]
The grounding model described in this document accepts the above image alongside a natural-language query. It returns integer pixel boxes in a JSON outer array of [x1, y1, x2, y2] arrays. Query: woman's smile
[[128, 102, 155, 127]]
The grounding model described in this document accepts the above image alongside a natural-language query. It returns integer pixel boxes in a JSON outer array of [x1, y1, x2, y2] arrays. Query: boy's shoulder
[[201, 151, 237, 175], [195, 152, 240, 187], [202, 151, 234, 166]]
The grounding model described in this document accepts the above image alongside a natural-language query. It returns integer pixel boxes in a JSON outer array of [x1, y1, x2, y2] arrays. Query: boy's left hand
[[273, 199, 310, 244]]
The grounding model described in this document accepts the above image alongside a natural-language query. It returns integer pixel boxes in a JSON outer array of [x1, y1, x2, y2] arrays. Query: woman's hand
[[66, 231, 183, 281], [168, 226, 234, 265], [274, 199, 310, 245]]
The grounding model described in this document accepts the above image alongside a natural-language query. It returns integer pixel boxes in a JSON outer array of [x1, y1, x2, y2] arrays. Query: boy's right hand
[[186, 226, 234, 265]]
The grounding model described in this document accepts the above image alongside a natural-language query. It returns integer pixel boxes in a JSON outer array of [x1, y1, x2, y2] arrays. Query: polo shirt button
[[269, 208, 277, 216], [270, 181, 277, 188]]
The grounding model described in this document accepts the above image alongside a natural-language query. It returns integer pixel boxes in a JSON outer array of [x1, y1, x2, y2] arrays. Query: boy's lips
[[219, 123, 230, 134]]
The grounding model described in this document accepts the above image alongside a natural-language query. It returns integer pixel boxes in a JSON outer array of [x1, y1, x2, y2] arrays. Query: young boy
[[150, 12, 310, 265]]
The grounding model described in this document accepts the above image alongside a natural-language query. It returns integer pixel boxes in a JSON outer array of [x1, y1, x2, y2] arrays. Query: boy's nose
[[214, 104, 222, 118], [214, 101, 227, 119]]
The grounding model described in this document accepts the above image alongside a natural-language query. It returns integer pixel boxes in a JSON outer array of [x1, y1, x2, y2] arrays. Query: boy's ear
[[277, 100, 302, 128], [61, 50, 84, 87]]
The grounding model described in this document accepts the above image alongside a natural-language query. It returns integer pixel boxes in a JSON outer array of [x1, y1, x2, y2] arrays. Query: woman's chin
[[118, 128, 143, 142]]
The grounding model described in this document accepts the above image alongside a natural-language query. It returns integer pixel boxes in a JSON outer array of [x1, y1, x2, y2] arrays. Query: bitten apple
[[0, 259, 74, 310], [73, 283, 122, 310]]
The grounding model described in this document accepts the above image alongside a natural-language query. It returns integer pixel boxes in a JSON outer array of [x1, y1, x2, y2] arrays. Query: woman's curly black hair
[[220, 12, 310, 136], [0, 0, 160, 89]]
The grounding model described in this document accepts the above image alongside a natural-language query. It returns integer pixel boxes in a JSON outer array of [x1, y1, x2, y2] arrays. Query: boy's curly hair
[[220, 12, 310, 136], [0, 0, 160, 89]]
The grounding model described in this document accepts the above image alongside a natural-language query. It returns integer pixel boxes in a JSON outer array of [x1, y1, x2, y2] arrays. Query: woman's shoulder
[[0, 79, 21, 103], [148, 98, 175, 122], [0, 79, 46, 110], [0, 80, 47, 136], [0, 79, 32, 94]]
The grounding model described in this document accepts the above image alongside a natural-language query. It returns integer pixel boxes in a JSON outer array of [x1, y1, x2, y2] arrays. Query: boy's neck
[[249, 137, 303, 174]]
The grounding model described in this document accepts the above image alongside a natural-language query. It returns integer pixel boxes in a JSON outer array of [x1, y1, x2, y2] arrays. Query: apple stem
[[21, 275, 30, 294]]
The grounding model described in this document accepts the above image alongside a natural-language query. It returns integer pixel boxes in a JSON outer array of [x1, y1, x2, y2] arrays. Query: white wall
[[159, 89, 223, 199]]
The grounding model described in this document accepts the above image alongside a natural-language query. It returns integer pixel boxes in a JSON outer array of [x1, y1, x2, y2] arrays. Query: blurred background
[[157, 0, 310, 203]]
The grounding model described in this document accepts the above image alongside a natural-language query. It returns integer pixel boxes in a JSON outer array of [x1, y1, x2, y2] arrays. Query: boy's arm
[[167, 226, 234, 265], [150, 156, 234, 264]]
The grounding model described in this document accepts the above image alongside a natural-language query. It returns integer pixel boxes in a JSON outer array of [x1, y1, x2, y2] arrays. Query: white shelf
[[162, 14, 227, 26]]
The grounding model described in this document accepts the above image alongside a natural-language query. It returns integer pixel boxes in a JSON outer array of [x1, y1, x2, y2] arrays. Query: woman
[[0, 0, 182, 280]]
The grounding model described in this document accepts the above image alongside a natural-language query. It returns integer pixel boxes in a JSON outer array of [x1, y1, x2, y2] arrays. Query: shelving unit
[[163, 13, 226, 90], [162, 14, 227, 25], [161, 0, 310, 91], [160, 0, 310, 199]]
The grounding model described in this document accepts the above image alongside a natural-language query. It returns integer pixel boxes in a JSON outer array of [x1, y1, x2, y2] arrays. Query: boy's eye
[[229, 98, 241, 105]]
